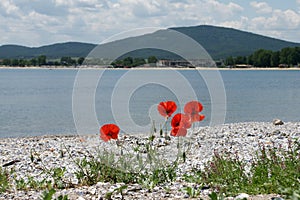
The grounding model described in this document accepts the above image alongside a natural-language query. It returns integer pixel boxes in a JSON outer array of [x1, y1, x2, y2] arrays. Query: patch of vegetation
[[74, 155, 138, 185], [185, 139, 300, 198], [224, 47, 300, 67], [111, 56, 158, 68], [2, 138, 300, 199], [15, 176, 51, 190], [0, 167, 11, 193], [41, 187, 69, 200], [73, 139, 178, 190], [182, 186, 202, 198], [104, 185, 127, 200], [15, 167, 67, 190]]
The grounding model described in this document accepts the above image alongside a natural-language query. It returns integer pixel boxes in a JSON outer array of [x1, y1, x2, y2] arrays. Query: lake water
[[1, 68, 300, 137]]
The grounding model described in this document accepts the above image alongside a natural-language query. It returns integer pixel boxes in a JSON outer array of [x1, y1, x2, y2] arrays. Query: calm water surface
[[0, 68, 300, 137]]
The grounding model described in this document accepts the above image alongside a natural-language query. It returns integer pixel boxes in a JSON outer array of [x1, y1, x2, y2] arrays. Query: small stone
[[273, 130, 281, 135], [201, 185, 210, 190], [77, 197, 85, 200], [2, 160, 21, 167], [164, 193, 170, 198], [271, 197, 284, 200], [153, 186, 160, 191], [235, 193, 249, 199], [281, 132, 287, 136], [88, 187, 96, 195], [273, 119, 284, 125]]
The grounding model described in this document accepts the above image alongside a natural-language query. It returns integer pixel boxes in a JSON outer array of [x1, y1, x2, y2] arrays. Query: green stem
[[62, 143, 93, 184], [177, 137, 181, 160], [160, 117, 169, 139]]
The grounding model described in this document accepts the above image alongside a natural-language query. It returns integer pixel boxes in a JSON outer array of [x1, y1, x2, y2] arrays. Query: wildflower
[[170, 113, 191, 137], [184, 101, 205, 123], [157, 101, 177, 118], [100, 124, 120, 142], [171, 113, 191, 129]]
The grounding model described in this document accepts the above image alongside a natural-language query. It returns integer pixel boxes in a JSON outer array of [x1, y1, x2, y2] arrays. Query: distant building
[[278, 64, 289, 68], [234, 64, 252, 68]]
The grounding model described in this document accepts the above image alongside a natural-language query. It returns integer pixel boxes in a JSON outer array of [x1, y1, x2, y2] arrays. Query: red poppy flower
[[184, 101, 205, 122], [171, 113, 191, 129], [157, 101, 177, 118], [170, 113, 192, 137], [171, 127, 187, 137], [100, 124, 120, 142]]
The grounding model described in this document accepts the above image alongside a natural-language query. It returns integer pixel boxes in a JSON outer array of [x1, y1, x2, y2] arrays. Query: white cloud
[[204, 0, 244, 19], [54, 0, 74, 6], [0, 0, 300, 46], [250, 1, 272, 14], [251, 9, 300, 30], [249, 8, 300, 41], [219, 16, 249, 30], [0, 0, 21, 17], [0, 0, 247, 46]]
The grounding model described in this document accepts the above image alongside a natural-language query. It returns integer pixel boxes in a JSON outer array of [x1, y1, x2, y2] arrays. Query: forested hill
[[0, 42, 96, 59], [171, 25, 300, 59], [0, 25, 299, 60]]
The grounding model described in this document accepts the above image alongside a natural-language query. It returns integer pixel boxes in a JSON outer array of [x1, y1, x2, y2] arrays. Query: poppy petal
[[171, 113, 182, 127], [199, 114, 205, 121], [157, 101, 177, 118], [100, 132, 110, 142], [100, 124, 120, 142], [170, 127, 187, 137], [111, 131, 119, 139], [157, 103, 168, 117], [184, 101, 203, 114], [171, 113, 191, 129], [184, 115, 192, 128], [165, 101, 177, 116]]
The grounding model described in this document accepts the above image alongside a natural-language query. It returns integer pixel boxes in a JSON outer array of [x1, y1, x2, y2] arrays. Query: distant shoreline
[[1, 66, 300, 70]]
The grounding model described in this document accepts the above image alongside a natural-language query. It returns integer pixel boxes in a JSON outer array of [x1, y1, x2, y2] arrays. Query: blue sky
[[1, 0, 300, 46]]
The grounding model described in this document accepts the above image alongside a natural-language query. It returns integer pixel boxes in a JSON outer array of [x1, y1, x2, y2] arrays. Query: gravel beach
[[1, 121, 299, 200]]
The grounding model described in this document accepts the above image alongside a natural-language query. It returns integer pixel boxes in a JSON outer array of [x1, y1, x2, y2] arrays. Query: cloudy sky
[[1, 0, 300, 47]]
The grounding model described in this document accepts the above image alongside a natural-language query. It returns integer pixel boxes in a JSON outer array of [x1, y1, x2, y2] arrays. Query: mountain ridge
[[0, 25, 299, 60], [0, 42, 96, 59], [170, 25, 300, 59]]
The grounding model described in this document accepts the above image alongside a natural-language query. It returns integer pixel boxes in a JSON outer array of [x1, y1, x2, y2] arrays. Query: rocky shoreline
[[1, 121, 299, 200]]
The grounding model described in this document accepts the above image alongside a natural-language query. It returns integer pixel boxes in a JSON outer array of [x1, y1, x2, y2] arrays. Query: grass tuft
[[185, 139, 300, 198]]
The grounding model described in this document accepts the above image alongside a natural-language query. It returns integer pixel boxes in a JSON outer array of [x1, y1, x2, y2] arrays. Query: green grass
[[1, 136, 300, 199], [73, 140, 178, 190], [14, 167, 68, 190], [41, 187, 69, 200], [0, 167, 11, 193], [185, 139, 300, 198], [74, 155, 138, 185]]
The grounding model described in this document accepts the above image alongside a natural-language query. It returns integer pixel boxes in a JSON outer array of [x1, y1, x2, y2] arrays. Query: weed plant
[[185, 139, 300, 198]]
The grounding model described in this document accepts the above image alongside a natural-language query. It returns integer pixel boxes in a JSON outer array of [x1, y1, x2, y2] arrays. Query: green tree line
[[111, 56, 158, 68], [225, 47, 300, 67], [0, 55, 158, 68], [0, 56, 85, 67]]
